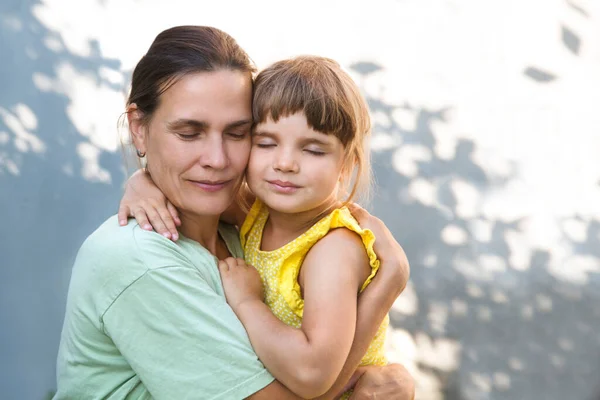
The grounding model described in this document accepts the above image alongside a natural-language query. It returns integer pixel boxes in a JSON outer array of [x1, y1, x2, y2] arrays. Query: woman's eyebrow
[[167, 119, 252, 131], [167, 119, 208, 130], [224, 119, 253, 130]]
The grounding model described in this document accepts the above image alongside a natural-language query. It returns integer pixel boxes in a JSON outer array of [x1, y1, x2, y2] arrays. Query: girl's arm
[[218, 229, 371, 399], [118, 169, 181, 240], [117, 169, 250, 238], [315, 204, 410, 399]]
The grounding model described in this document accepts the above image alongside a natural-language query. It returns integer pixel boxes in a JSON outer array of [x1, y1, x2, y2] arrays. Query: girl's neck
[[178, 212, 223, 256], [265, 198, 342, 239]]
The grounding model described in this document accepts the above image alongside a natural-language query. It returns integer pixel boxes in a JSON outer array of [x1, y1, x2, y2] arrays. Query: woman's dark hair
[[127, 25, 255, 123]]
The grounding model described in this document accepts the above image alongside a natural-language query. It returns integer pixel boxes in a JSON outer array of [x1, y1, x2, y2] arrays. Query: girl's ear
[[127, 103, 147, 154]]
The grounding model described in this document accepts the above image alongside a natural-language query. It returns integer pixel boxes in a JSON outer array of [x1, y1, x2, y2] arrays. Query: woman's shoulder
[[78, 215, 204, 275], [81, 215, 162, 258]]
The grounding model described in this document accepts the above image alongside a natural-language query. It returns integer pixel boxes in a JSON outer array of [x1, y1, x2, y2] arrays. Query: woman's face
[[132, 70, 253, 219]]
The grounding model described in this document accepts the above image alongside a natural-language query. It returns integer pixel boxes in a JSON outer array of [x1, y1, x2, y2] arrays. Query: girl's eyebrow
[[254, 130, 334, 147], [253, 129, 276, 137], [300, 138, 332, 147]]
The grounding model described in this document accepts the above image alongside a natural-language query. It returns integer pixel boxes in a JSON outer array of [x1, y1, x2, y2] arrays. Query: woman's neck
[[265, 198, 342, 240], [178, 212, 223, 255]]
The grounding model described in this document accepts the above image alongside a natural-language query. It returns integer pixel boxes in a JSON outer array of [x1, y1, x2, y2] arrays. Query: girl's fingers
[[235, 258, 248, 267], [166, 201, 182, 227], [223, 257, 239, 270], [133, 208, 153, 232], [118, 204, 130, 226], [143, 206, 173, 239], [157, 205, 179, 241], [217, 259, 230, 274]]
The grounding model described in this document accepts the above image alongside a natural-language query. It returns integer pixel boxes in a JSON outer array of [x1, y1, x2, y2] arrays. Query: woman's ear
[[127, 103, 147, 154]]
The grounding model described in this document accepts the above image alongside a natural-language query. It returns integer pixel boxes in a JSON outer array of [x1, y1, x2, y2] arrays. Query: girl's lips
[[267, 180, 301, 194], [189, 180, 231, 192]]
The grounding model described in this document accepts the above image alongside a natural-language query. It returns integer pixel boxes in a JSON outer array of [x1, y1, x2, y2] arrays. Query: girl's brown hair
[[252, 56, 372, 204]]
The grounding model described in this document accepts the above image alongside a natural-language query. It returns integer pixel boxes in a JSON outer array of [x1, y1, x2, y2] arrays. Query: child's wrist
[[231, 298, 264, 317]]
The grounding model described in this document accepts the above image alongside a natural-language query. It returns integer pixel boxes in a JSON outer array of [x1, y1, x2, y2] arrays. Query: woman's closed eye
[[227, 131, 249, 140], [177, 132, 201, 140]]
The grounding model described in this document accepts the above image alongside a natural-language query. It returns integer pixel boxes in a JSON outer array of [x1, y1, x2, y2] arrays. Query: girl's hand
[[218, 257, 264, 310], [348, 203, 410, 293], [117, 169, 181, 241]]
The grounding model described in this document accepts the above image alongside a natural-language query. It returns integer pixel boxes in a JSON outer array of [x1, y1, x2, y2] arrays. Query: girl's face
[[131, 70, 253, 219], [247, 112, 347, 215]]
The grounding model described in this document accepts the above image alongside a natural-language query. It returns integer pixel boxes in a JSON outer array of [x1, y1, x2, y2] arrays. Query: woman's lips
[[189, 179, 231, 192], [267, 180, 301, 194]]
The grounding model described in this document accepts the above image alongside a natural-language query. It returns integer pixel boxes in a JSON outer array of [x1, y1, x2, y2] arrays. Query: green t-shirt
[[55, 215, 274, 400]]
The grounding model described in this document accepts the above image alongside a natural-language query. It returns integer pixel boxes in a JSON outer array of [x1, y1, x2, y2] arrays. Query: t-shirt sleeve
[[102, 265, 274, 400]]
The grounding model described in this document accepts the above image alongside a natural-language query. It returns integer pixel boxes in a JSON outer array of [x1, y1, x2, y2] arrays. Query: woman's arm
[[219, 229, 371, 399], [248, 363, 415, 400]]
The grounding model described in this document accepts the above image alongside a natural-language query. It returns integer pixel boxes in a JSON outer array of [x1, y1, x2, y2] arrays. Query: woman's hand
[[117, 169, 181, 241], [350, 364, 415, 400], [348, 203, 410, 295], [218, 257, 264, 310]]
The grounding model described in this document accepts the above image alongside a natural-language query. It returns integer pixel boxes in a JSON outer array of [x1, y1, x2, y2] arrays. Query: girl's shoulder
[[309, 207, 381, 292], [306, 206, 369, 246]]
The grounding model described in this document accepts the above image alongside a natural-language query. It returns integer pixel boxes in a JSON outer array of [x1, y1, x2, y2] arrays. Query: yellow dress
[[240, 199, 389, 370]]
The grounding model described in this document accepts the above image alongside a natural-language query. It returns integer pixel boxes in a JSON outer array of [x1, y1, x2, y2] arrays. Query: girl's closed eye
[[304, 146, 326, 156], [255, 139, 277, 148]]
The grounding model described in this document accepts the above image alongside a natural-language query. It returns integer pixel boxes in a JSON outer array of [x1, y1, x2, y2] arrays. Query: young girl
[[120, 56, 408, 399]]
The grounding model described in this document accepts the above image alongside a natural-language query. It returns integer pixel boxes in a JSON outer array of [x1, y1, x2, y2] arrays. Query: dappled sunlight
[[0, 105, 45, 154], [406, 178, 438, 208], [77, 142, 111, 183], [391, 281, 419, 316], [33, 62, 123, 152], [441, 225, 469, 246], [31, 56, 125, 184], [385, 328, 462, 400], [551, 254, 600, 285], [392, 145, 432, 178], [2, 0, 599, 398], [0, 104, 45, 175]]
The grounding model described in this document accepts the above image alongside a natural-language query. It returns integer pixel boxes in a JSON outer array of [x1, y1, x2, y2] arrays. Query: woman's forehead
[[156, 70, 252, 126]]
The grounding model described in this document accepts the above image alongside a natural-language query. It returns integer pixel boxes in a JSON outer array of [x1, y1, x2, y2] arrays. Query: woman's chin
[[185, 201, 233, 219]]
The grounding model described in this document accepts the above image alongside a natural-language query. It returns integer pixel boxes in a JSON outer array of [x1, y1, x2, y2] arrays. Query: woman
[[55, 26, 413, 399]]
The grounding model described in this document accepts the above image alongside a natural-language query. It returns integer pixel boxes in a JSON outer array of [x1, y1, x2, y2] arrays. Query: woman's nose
[[201, 135, 228, 169]]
